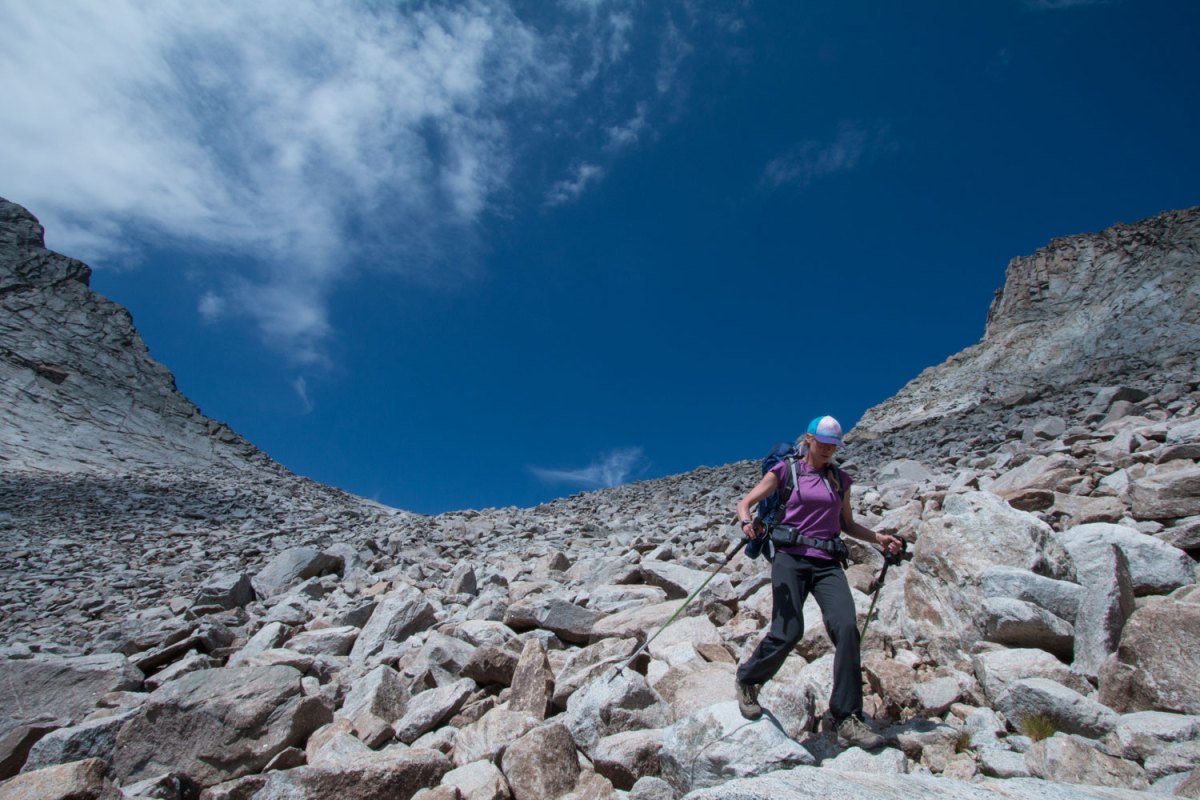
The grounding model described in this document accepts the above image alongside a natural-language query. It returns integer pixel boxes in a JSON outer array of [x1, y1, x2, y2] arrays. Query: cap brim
[[812, 435, 843, 447]]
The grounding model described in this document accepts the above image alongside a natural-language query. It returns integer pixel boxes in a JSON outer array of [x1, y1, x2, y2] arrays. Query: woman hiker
[[733, 415, 903, 749]]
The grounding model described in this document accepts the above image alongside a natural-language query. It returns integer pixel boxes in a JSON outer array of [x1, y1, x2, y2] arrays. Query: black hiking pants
[[735, 549, 863, 721]]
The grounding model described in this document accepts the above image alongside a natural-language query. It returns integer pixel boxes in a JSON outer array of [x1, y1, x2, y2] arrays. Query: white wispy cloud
[[606, 102, 650, 150], [291, 376, 314, 414], [544, 163, 607, 207], [531, 447, 646, 488], [0, 0, 701, 362], [762, 122, 896, 190], [197, 291, 226, 322]]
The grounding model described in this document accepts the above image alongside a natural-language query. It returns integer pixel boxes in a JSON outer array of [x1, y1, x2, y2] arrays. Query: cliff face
[[0, 197, 269, 473], [853, 207, 1200, 440]]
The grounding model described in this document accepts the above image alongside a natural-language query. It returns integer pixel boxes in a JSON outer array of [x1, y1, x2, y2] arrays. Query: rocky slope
[[1, 200, 1199, 799]]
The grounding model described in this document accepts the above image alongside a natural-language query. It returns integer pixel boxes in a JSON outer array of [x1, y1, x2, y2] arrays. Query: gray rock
[[565, 670, 670, 757], [130, 620, 235, 675], [508, 638, 553, 720], [592, 728, 664, 790], [587, 585, 669, 614], [876, 459, 937, 484], [1112, 710, 1200, 761], [20, 711, 132, 773], [1024, 416, 1067, 442], [453, 708, 542, 767], [986, 453, 1079, 497], [405, 631, 477, 687], [1144, 740, 1200, 781], [660, 701, 813, 794], [0, 722, 58, 781], [912, 673, 973, 717], [456, 619, 520, 649], [629, 775, 676, 800], [552, 637, 637, 708], [994, 678, 1119, 738], [307, 728, 372, 768], [253, 547, 343, 598], [349, 583, 437, 663], [339, 664, 410, 736], [226, 620, 289, 668], [639, 562, 735, 606], [503, 595, 606, 644], [500, 722, 580, 800], [980, 566, 1082, 621], [119, 772, 204, 799], [978, 597, 1074, 658], [1130, 463, 1200, 520], [448, 562, 479, 596], [462, 644, 520, 688], [438, 759, 510, 800], [1156, 516, 1200, 552], [1072, 544, 1135, 678], [902, 492, 1068, 658], [684, 765, 1159, 798], [193, 573, 255, 610], [0, 197, 273, 478], [757, 660, 815, 740], [144, 650, 221, 690], [978, 748, 1030, 779], [589, 601, 681, 642], [1047, 493, 1126, 528], [253, 746, 452, 799], [0, 757, 120, 800], [1173, 767, 1200, 799], [0, 653, 142, 726], [1026, 734, 1148, 790], [1166, 418, 1200, 444], [1055, 522, 1196, 596], [972, 647, 1093, 702], [111, 665, 332, 788], [1098, 589, 1200, 714], [285, 625, 360, 657], [654, 662, 738, 724], [394, 678, 475, 745], [823, 746, 909, 774]]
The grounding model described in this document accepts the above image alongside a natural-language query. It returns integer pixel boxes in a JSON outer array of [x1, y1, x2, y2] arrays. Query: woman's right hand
[[742, 519, 762, 539]]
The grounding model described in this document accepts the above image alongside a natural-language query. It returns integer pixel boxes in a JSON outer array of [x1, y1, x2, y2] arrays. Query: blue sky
[[2, 1, 1198, 513]]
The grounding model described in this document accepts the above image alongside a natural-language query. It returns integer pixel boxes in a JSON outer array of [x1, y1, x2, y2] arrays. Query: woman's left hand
[[877, 533, 904, 555]]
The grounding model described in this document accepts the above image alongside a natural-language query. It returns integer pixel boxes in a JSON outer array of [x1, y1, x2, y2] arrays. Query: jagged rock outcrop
[[0, 197, 267, 473], [850, 206, 1200, 471]]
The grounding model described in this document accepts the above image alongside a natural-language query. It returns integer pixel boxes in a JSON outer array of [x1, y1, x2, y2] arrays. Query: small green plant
[[1019, 714, 1058, 742], [955, 729, 973, 753]]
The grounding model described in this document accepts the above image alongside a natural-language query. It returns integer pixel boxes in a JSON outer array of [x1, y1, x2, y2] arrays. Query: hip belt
[[769, 526, 849, 565]]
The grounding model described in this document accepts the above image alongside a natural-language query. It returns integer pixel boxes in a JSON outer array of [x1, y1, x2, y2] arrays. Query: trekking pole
[[608, 535, 750, 682], [859, 540, 909, 641]]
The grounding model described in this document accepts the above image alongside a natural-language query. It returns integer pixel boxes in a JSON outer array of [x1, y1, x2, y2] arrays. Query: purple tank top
[[769, 459, 850, 560]]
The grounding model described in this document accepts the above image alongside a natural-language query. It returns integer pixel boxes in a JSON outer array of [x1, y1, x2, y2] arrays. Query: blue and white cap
[[807, 415, 844, 447]]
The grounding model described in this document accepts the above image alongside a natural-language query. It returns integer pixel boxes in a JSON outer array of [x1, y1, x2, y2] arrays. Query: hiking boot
[[836, 715, 884, 749], [735, 681, 762, 720]]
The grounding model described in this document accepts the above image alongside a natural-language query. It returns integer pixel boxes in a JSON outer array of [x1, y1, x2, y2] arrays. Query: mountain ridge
[[852, 205, 1200, 443]]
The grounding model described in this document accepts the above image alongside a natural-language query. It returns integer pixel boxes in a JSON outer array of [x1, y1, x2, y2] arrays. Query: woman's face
[[806, 435, 838, 465]]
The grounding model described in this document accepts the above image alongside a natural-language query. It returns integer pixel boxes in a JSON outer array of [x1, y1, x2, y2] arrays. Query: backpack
[[755, 442, 797, 529], [746, 441, 848, 561]]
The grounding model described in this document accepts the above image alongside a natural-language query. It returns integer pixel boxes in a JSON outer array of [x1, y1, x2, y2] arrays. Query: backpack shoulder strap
[[828, 466, 849, 501], [792, 460, 849, 501]]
